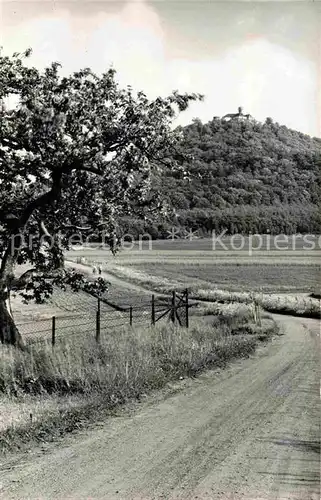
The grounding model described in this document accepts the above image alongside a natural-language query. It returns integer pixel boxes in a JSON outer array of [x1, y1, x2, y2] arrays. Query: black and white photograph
[[0, 0, 320, 498]]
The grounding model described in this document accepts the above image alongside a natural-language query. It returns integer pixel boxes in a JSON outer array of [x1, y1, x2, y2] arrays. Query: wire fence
[[16, 290, 191, 347]]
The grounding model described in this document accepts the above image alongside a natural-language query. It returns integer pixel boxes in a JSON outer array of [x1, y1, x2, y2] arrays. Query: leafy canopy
[[0, 48, 202, 302]]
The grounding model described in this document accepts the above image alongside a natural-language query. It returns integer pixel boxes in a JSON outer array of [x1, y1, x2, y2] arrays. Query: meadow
[[67, 235, 321, 294], [10, 236, 320, 343], [65, 236, 320, 319], [109, 261, 319, 293]]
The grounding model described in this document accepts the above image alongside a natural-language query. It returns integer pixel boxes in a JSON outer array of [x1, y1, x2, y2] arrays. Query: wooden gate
[[153, 289, 190, 328]]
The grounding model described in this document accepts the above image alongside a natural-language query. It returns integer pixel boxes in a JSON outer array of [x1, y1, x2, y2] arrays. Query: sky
[[1, 0, 320, 137]]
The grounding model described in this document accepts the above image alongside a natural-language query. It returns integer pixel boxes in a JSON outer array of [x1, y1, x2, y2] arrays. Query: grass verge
[[192, 289, 321, 319], [0, 314, 278, 454]]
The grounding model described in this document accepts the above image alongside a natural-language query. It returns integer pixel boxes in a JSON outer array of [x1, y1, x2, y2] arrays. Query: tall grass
[[192, 301, 259, 320], [0, 321, 260, 399], [192, 289, 321, 319], [0, 312, 279, 452]]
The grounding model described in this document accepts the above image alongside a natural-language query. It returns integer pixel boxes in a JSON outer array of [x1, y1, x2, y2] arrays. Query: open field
[[9, 236, 321, 344], [66, 237, 321, 319], [67, 249, 321, 266], [69, 235, 321, 253], [108, 261, 320, 293], [67, 236, 321, 294]]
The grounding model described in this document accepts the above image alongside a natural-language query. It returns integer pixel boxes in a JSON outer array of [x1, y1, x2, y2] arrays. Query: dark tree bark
[[0, 288, 24, 348], [0, 170, 63, 348]]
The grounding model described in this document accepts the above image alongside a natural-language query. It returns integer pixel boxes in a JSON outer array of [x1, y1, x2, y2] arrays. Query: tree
[[0, 49, 202, 347]]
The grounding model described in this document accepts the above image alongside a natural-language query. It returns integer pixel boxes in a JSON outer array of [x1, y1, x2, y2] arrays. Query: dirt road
[[65, 260, 166, 298], [1, 315, 320, 500]]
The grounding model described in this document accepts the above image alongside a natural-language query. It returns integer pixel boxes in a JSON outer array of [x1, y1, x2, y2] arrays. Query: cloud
[[85, 0, 166, 94], [1, 0, 318, 136], [1, 12, 72, 70], [170, 39, 316, 135], [2, 0, 167, 88]]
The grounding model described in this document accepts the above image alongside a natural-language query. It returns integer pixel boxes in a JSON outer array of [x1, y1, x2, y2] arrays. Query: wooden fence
[[42, 289, 192, 346]]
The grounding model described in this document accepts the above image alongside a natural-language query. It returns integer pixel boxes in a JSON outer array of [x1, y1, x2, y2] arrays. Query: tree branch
[[60, 224, 92, 231], [17, 170, 63, 230], [62, 160, 104, 176], [73, 165, 103, 175], [0, 171, 63, 278], [40, 220, 52, 238], [12, 268, 36, 289]]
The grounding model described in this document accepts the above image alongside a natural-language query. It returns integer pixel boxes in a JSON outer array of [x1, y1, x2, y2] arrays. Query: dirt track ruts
[[65, 260, 167, 298], [1, 314, 320, 500]]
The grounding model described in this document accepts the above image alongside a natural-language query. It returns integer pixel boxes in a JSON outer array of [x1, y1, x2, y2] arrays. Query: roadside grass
[[0, 313, 278, 454], [191, 302, 277, 340], [192, 301, 262, 323], [192, 289, 321, 319]]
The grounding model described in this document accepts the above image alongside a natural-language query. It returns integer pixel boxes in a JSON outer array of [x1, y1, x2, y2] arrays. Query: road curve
[[1, 315, 320, 500]]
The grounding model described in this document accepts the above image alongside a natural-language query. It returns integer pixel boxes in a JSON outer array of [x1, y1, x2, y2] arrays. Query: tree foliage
[[0, 48, 202, 346]]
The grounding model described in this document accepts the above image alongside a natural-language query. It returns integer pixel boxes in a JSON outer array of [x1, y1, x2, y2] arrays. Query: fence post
[[51, 316, 56, 347], [254, 300, 257, 325], [129, 306, 133, 326], [256, 300, 261, 327], [96, 299, 101, 343], [151, 294, 155, 325], [171, 291, 176, 324], [185, 288, 189, 328]]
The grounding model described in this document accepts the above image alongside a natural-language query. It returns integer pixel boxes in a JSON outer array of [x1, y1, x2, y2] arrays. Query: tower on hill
[[222, 107, 252, 121]]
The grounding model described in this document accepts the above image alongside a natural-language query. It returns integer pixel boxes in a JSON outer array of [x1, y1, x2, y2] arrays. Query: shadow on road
[[269, 438, 320, 454], [257, 436, 320, 492]]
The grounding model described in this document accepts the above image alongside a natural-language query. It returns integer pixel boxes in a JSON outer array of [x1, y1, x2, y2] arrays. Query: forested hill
[[142, 116, 320, 236], [120, 116, 320, 237], [167, 117, 320, 208]]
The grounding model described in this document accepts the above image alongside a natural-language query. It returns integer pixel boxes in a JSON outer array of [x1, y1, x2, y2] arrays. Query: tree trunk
[[0, 248, 28, 347], [0, 235, 26, 348], [0, 290, 24, 348]]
